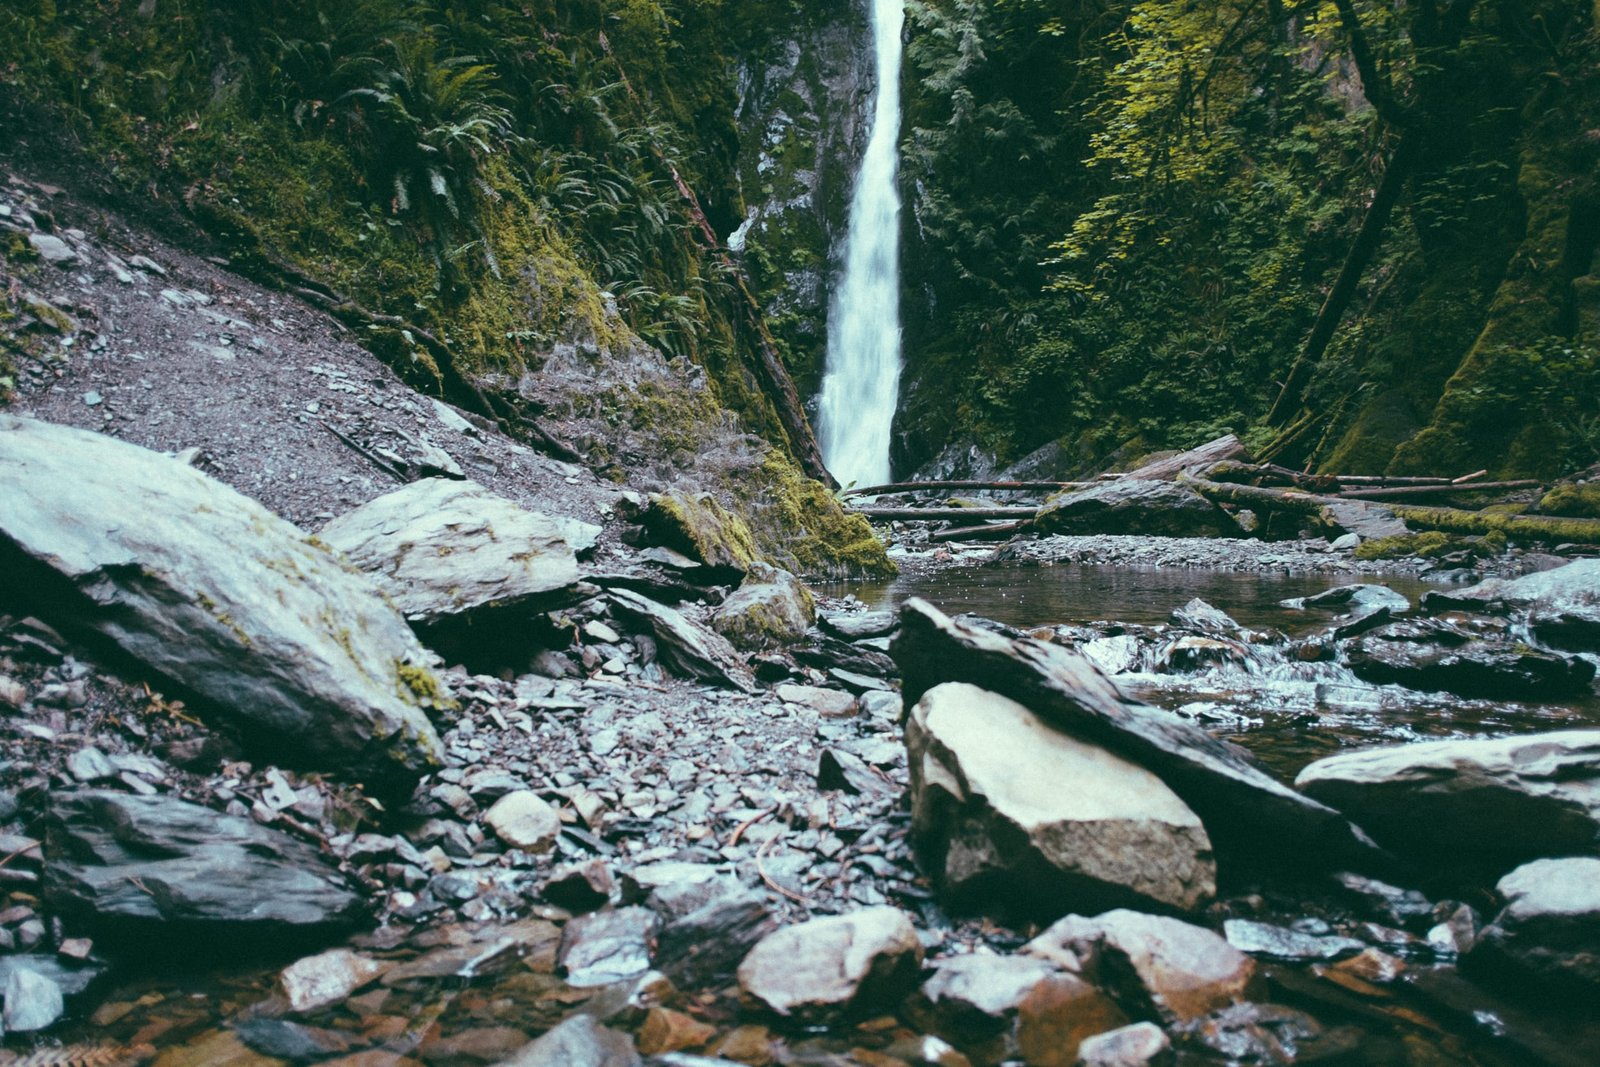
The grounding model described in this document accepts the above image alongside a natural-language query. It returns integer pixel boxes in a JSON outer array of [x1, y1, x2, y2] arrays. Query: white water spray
[[818, 0, 904, 489]]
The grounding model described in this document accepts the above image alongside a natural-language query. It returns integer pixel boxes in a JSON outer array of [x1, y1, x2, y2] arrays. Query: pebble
[[483, 791, 561, 853]]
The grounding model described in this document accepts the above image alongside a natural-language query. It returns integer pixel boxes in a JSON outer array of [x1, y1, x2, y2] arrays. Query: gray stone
[[738, 907, 923, 1024], [908, 683, 1215, 917], [777, 683, 857, 716], [1034, 480, 1240, 538], [1077, 1021, 1172, 1066], [27, 233, 76, 266], [65, 747, 116, 783], [1169, 599, 1239, 635], [1222, 919, 1365, 961], [558, 907, 659, 988], [45, 790, 361, 934], [2, 966, 63, 1032], [1295, 730, 1600, 873], [819, 611, 898, 641], [1322, 499, 1409, 541], [710, 565, 815, 650], [1344, 617, 1595, 700], [484, 790, 561, 853], [1473, 857, 1600, 988], [905, 954, 1071, 1064], [0, 416, 444, 789], [319, 478, 594, 623], [279, 948, 390, 1013], [893, 600, 1380, 874], [497, 1014, 642, 1067], [1024, 910, 1256, 1024], [607, 589, 753, 691]]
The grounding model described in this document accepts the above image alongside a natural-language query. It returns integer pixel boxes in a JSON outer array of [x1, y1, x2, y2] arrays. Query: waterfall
[[818, 0, 904, 489]]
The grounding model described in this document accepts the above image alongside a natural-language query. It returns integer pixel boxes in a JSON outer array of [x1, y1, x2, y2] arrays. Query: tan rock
[[738, 907, 923, 1024], [485, 791, 561, 853], [280, 948, 391, 1013], [637, 1007, 716, 1055]]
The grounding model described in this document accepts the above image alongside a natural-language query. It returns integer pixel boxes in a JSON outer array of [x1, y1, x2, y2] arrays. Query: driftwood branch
[[852, 507, 1039, 522], [1337, 480, 1540, 501], [929, 520, 1034, 542]]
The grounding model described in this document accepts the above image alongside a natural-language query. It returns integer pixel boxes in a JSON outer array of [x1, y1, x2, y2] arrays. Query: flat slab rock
[[1034, 479, 1241, 538], [907, 682, 1216, 917], [1295, 729, 1600, 873], [319, 478, 597, 622], [737, 907, 923, 1025], [1473, 857, 1600, 989], [606, 589, 753, 691], [892, 598, 1383, 874], [0, 415, 444, 790], [1424, 558, 1600, 652], [44, 790, 362, 934]]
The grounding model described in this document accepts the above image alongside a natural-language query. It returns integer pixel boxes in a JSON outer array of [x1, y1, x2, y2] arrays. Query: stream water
[[816, 0, 905, 489]]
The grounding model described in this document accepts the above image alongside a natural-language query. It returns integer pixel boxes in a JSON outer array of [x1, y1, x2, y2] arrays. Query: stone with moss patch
[[711, 563, 816, 651]]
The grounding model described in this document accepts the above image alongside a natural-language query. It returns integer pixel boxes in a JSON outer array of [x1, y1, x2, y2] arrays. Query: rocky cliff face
[[731, 0, 873, 407]]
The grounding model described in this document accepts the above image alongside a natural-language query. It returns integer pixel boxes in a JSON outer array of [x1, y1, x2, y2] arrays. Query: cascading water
[[817, 0, 904, 489]]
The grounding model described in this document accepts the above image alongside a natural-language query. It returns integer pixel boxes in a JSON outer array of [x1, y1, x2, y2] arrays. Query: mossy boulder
[[738, 452, 895, 580], [1540, 483, 1600, 519], [640, 491, 761, 576], [710, 563, 816, 651]]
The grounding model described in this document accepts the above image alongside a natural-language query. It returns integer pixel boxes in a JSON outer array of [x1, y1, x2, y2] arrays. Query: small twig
[[318, 419, 408, 482], [0, 841, 41, 871], [1452, 469, 1489, 484], [727, 806, 774, 848], [756, 829, 811, 905]]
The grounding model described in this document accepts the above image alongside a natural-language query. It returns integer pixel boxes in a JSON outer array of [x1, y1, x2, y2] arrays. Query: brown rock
[[1016, 972, 1129, 1067], [636, 1006, 716, 1055]]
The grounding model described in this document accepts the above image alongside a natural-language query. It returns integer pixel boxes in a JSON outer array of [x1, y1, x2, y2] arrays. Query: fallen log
[[851, 507, 1039, 522], [1122, 433, 1249, 481], [1203, 461, 1338, 491], [842, 480, 1087, 497], [1336, 480, 1541, 501], [1187, 477, 1600, 545], [928, 520, 1033, 543]]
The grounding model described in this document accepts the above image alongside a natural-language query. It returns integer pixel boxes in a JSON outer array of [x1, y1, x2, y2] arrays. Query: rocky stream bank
[[3, 170, 1600, 1067]]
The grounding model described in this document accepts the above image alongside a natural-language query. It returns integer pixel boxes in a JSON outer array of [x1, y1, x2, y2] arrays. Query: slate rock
[[710, 565, 815, 650], [497, 1014, 642, 1067], [1169, 599, 1240, 635], [893, 599, 1381, 874], [558, 907, 659, 988], [657, 888, 775, 988], [907, 682, 1215, 917], [737, 907, 923, 1025], [2, 966, 63, 1032], [543, 860, 615, 913], [776, 683, 856, 717], [1295, 730, 1600, 874], [1035, 480, 1240, 538], [1344, 617, 1594, 700], [280, 949, 390, 1013], [1222, 920, 1365, 962], [1472, 857, 1600, 989], [1024, 910, 1257, 1023], [607, 589, 753, 691], [0, 416, 444, 791], [819, 611, 898, 641], [44, 790, 362, 937], [319, 478, 593, 622], [27, 233, 76, 265], [1077, 1021, 1172, 1066]]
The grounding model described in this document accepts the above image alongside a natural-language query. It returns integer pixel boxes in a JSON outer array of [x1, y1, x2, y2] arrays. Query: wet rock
[[1284, 582, 1410, 617], [1077, 1021, 1172, 1066], [1024, 910, 1257, 1023], [907, 682, 1215, 916], [1295, 730, 1600, 873], [776, 683, 856, 716], [0, 416, 444, 791], [1014, 970, 1130, 1067], [1344, 617, 1594, 700], [1035, 480, 1240, 539], [893, 600, 1380, 873], [737, 906, 923, 1025], [637, 492, 758, 578], [1153, 635, 1249, 673], [1424, 558, 1600, 652], [318, 478, 592, 623], [1472, 857, 1600, 989], [1428, 904, 1481, 956], [607, 589, 753, 691], [1321, 499, 1409, 541], [3, 965, 64, 1031], [1169, 599, 1240, 635], [0, 955, 103, 997], [1175, 1002, 1350, 1065], [280, 949, 390, 1013], [497, 1014, 642, 1067], [820, 611, 897, 641], [1222, 920, 1365, 962], [657, 888, 774, 987], [484, 790, 561, 853], [45, 790, 361, 938], [558, 906, 659, 987], [1332, 872, 1434, 929], [710, 564, 814, 650]]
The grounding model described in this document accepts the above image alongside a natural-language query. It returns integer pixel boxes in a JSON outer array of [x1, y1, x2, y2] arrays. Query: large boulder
[[1472, 857, 1600, 990], [0, 416, 443, 790], [1423, 559, 1600, 653], [44, 790, 362, 939], [318, 478, 595, 623], [607, 589, 753, 690], [1024, 909, 1258, 1024], [907, 682, 1216, 916], [1344, 617, 1595, 700], [737, 907, 923, 1025], [892, 599, 1383, 874], [637, 491, 759, 577], [1034, 480, 1241, 538], [1295, 730, 1600, 874], [710, 564, 815, 650]]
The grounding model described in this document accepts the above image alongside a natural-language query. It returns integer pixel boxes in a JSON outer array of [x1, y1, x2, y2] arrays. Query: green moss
[[643, 490, 761, 572], [738, 452, 895, 579], [395, 660, 450, 706], [1389, 505, 1600, 544], [1353, 531, 1455, 561], [1539, 483, 1600, 518]]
